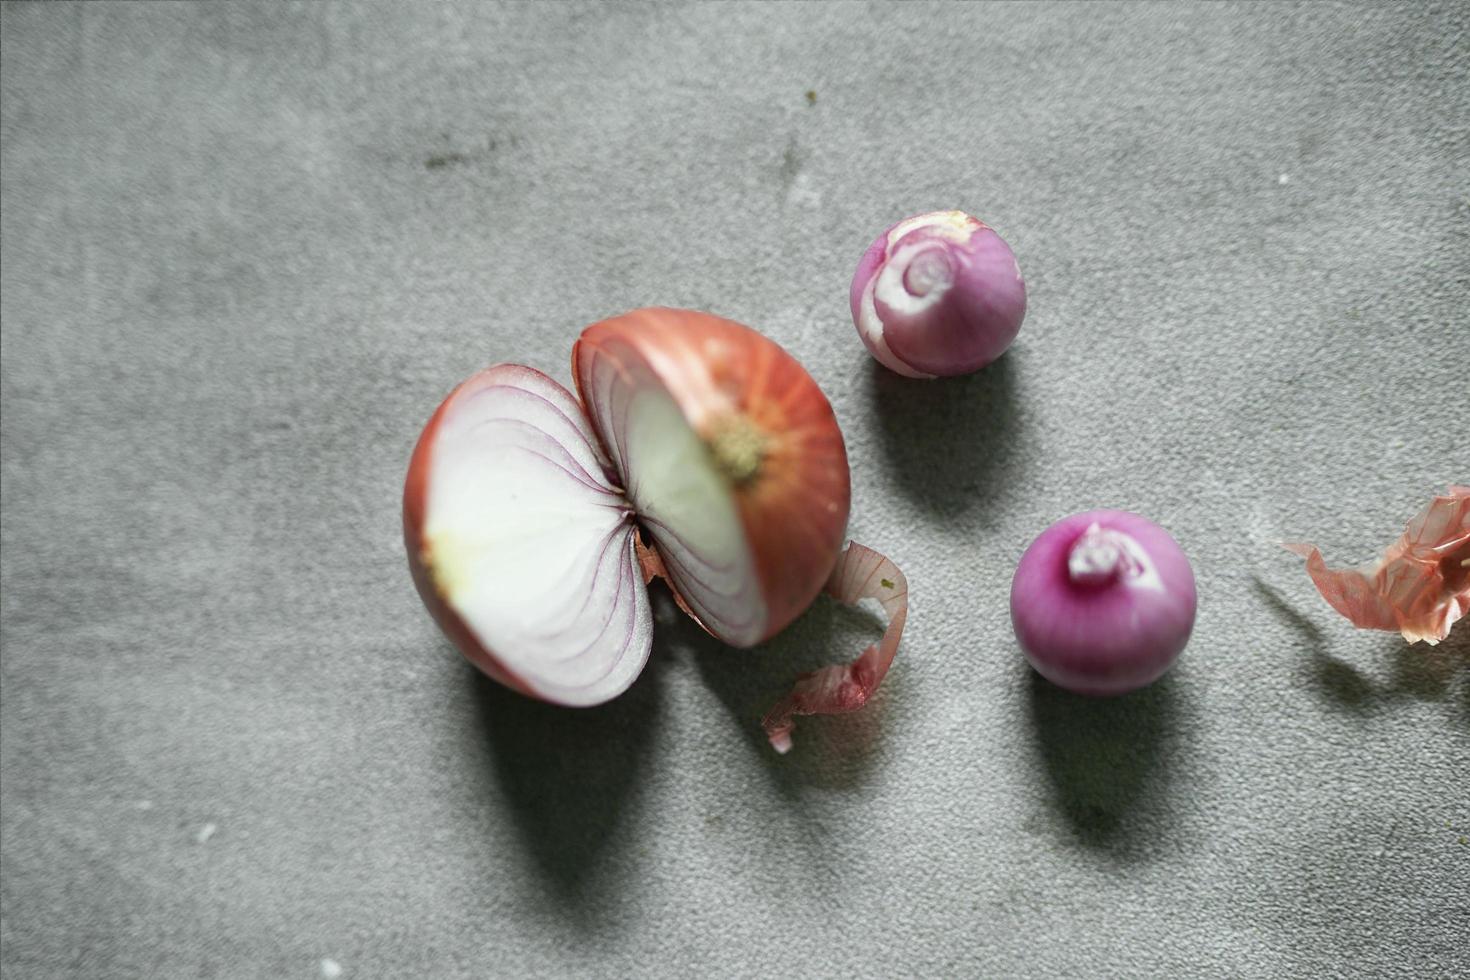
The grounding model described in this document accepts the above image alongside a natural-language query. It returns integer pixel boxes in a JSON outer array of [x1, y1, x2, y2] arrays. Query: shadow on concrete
[[465, 569, 907, 923], [1027, 670, 1182, 857], [688, 591, 895, 792], [1252, 577, 1377, 714], [866, 354, 1022, 518], [1252, 576, 1467, 722], [470, 646, 664, 918]]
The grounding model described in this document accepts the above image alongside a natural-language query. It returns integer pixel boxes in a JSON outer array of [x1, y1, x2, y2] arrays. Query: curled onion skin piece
[[574, 307, 852, 646], [851, 210, 1026, 378], [1286, 486, 1470, 645], [760, 542, 909, 754]]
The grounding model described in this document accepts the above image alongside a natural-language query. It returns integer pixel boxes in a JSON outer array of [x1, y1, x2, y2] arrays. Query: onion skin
[[403, 367, 543, 700], [573, 308, 852, 644], [1286, 486, 1470, 644], [1010, 510, 1196, 696], [850, 210, 1026, 378], [761, 542, 908, 753]]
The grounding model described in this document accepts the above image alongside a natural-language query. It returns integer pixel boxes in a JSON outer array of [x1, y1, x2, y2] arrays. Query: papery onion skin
[[1286, 486, 1470, 644], [850, 210, 1026, 378], [1011, 510, 1196, 696], [573, 307, 852, 645], [761, 542, 908, 753]]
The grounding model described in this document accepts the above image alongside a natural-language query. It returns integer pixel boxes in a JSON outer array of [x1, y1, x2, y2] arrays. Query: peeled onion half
[[404, 308, 907, 751]]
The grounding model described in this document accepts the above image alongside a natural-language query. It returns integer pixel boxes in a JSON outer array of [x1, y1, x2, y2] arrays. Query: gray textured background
[[2, 3, 1468, 978]]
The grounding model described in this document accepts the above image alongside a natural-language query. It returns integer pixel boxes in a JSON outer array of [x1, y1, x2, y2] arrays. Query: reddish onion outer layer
[[761, 543, 908, 753], [1286, 486, 1470, 644], [850, 210, 1026, 378], [573, 307, 852, 645], [1010, 510, 1196, 696]]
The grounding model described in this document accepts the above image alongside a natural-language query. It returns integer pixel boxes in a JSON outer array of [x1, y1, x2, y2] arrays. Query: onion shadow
[[470, 646, 664, 918], [865, 353, 1023, 518], [1387, 635, 1462, 703], [1461, 654, 1470, 731], [1252, 578, 1376, 714], [684, 593, 895, 792], [1252, 576, 1468, 721], [1026, 669, 1183, 858], [1447, 623, 1470, 723]]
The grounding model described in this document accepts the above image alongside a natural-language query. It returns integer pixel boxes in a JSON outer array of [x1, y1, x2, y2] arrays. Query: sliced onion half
[[573, 307, 852, 647], [405, 310, 907, 753], [403, 364, 652, 706]]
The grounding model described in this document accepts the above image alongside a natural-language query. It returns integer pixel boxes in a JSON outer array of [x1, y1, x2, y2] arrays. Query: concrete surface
[[2, 3, 1468, 977]]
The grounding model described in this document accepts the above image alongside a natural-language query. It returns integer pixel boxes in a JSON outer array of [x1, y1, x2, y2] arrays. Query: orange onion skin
[[402, 371, 541, 700], [573, 308, 852, 644]]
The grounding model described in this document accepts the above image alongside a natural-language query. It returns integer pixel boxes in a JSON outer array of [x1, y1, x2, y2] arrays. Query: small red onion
[[1010, 510, 1196, 696], [849, 210, 1026, 378]]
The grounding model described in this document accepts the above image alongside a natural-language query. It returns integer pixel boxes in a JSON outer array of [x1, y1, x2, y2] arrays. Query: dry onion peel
[[760, 542, 909, 754], [405, 308, 908, 751], [1285, 486, 1470, 645]]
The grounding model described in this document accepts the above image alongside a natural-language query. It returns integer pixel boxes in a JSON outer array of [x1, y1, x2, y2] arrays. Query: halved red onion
[[406, 309, 908, 751], [403, 364, 653, 706]]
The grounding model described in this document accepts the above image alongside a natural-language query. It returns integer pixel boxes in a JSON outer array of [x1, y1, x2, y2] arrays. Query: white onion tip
[[1278, 173, 1290, 185], [194, 822, 217, 844], [320, 959, 343, 979]]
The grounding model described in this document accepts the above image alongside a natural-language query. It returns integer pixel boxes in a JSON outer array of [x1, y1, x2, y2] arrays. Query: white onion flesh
[[576, 334, 767, 646], [420, 367, 652, 705]]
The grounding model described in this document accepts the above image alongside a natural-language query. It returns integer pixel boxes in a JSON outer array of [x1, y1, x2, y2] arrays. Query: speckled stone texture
[[2, 3, 1467, 978]]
